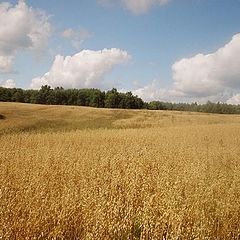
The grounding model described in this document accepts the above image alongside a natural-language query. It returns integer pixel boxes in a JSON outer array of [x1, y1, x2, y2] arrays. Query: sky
[[0, 0, 240, 104]]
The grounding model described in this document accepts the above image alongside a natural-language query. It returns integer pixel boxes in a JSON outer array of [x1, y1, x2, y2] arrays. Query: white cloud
[[134, 33, 240, 104], [30, 48, 130, 89], [0, 79, 16, 88], [227, 94, 240, 105], [172, 33, 240, 98], [0, 0, 51, 73], [61, 28, 92, 49], [97, 0, 171, 14], [133, 80, 183, 102], [133, 80, 163, 101]]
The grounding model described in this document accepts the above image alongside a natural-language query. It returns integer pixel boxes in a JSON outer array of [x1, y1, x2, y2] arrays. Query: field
[[0, 102, 240, 239]]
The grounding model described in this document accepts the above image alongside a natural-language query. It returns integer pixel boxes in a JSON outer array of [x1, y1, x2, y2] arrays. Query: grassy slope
[[0, 102, 240, 239]]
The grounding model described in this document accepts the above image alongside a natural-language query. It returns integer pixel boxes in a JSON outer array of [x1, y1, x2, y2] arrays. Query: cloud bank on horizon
[[0, 79, 16, 88], [0, 0, 240, 104]]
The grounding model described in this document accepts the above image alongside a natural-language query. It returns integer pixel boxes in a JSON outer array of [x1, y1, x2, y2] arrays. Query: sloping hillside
[[0, 102, 240, 239]]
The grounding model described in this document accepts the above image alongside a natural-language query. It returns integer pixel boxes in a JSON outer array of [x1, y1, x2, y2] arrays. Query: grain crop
[[0, 102, 240, 239]]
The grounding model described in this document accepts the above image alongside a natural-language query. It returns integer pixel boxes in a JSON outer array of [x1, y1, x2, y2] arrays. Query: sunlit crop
[[0, 102, 240, 239]]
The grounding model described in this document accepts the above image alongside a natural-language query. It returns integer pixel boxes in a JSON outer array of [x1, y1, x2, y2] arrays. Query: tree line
[[0, 85, 240, 114], [147, 101, 240, 114], [0, 86, 144, 109]]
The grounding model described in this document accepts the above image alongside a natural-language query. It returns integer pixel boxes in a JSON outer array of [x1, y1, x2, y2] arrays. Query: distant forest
[[1, 85, 240, 114]]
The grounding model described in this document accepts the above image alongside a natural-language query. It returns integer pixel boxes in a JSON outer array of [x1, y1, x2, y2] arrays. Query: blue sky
[[1, 0, 240, 103]]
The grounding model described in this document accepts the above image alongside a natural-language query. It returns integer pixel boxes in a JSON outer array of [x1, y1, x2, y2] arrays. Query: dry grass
[[0, 102, 240, 239]]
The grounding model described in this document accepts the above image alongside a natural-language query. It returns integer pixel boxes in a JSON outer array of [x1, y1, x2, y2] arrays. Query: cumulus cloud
[[172, 33, 240, 98], [98, 0, 171, 14], [61, 28, 92, 49], [0, 79, 16, 88], [30, 48, 130, 89], [0, 0, 51, 73], [133, 80, 164, 101], [134, 33, 240, 104]]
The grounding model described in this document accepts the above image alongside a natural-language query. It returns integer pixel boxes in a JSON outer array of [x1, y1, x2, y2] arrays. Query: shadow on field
[[0, 108, 135, 135], [0, 114, 6, 120], [1, 103, 240, 135], [19, 113, 133, 133]]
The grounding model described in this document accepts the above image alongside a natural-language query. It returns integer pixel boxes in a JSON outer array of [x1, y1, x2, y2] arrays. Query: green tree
[[37, 85, 54, 104], [104, 88, 120, 108]]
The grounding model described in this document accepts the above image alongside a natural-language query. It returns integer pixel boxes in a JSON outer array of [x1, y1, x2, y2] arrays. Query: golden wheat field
[[0, 102, 240, 239]]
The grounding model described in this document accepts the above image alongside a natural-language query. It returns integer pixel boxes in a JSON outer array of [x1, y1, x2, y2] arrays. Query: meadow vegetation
[[0, 102, 240, 239]]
